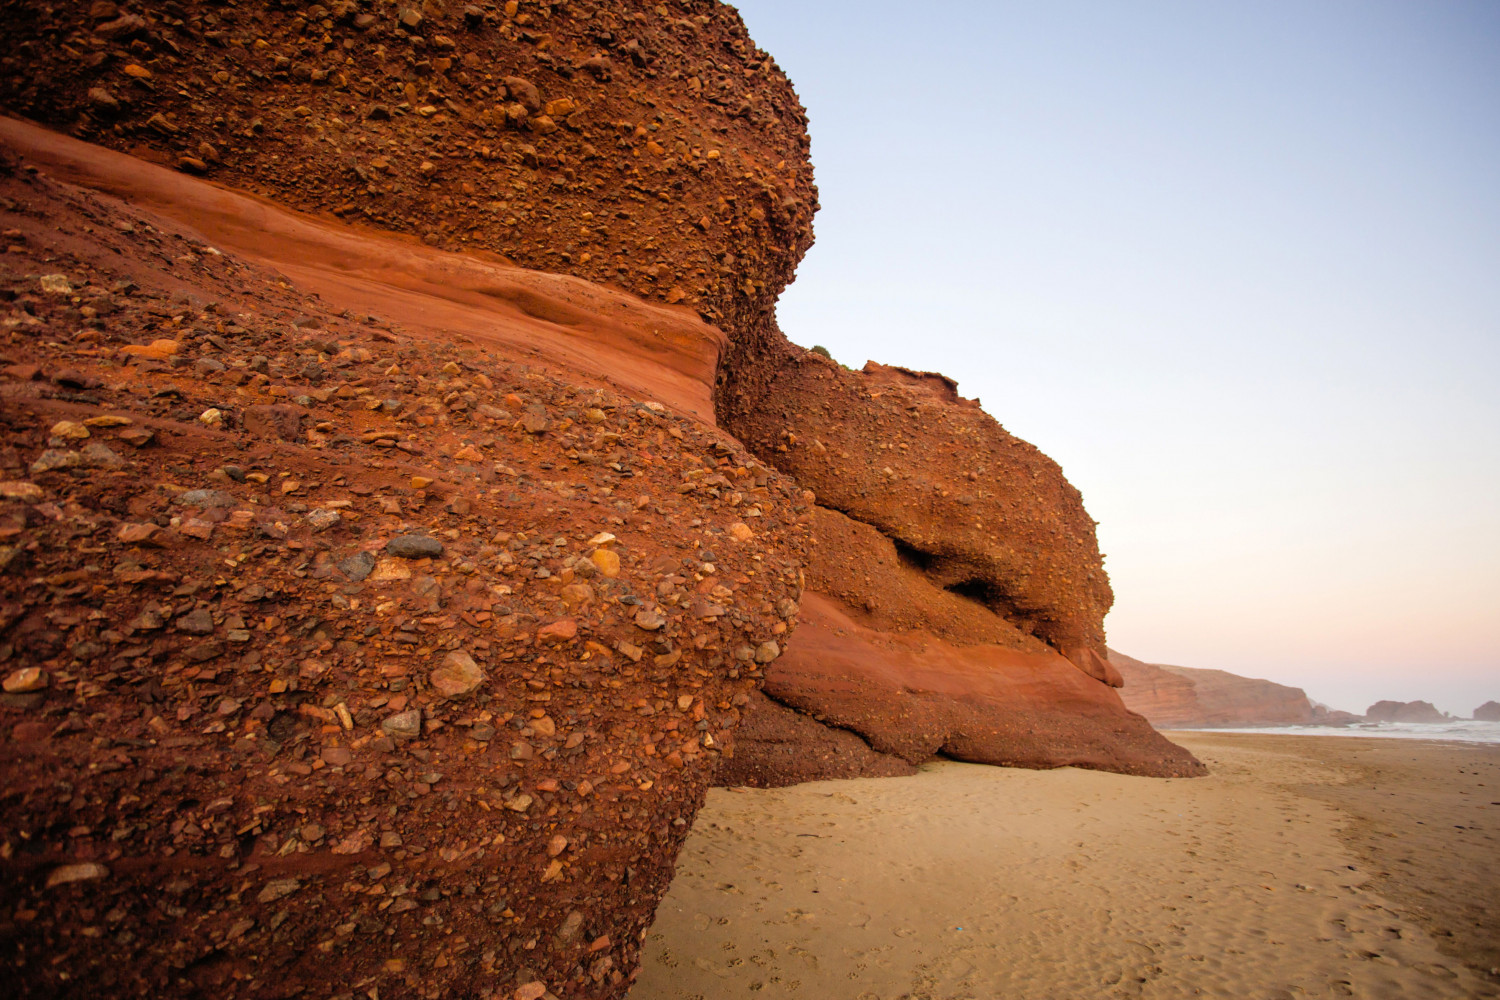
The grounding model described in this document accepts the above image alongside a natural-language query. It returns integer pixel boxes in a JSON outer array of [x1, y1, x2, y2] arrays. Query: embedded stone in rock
[[502, 76, 542, 113], [369, 558, 413, 582], [118, 427, 156, 448], [176, 488, 236, 509], [45, 863, 108, 888], [79, 442, 126, 469], [243, 404, 306, 442], [256, 878, 301, 904], [754, 640, 781, 664], [591, 548, 621, 578], [120, 339, 179, 360], [386, 534, 444, 559], [116, 523, 162, 546], [430, 650, 484, 697], [339, 550, 376, 582], [634, 610, 665, 631], [31, 449, 81, 474], [321, 747, 354, 766], [521, 404, 550, 434], [0, 481, 43, 502], [728, 522, 754, 542], [559, 583, 594, 609], [537, 619, 578, 644], [555, 910, 585, 946], [176, 609, 214, 636], [39, 274, 73, 296], [3, 667, 49, 694], [50, 420, 90, 440], [381, 710, 422, 739], [306, 508, 341, 532]]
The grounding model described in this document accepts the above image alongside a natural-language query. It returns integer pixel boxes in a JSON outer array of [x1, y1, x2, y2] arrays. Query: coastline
[[1175, 722, 1500, 744], [630, 732, 1500, 999]]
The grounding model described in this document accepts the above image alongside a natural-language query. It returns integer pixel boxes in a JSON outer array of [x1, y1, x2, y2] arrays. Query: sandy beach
[[631, 733, 1500, 999]]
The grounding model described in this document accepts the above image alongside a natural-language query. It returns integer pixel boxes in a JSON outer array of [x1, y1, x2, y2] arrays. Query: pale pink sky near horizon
[[732, 0, 1500, 715]]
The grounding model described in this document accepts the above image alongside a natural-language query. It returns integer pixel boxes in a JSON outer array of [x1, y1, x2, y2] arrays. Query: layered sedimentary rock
[[1108, 649, 1322, 728], [0, 148, 810, 999], [1, 1, 821, 993], [721, 505, 1201, 785], [757, 595, 1203, 779], [714, 688, 917, 787], [725, 356, 1114, 672], [714, 352, 1202, 784], [0, 0, 817, 334], [0, 2, 1206, 997], [1366, 700, 1447, 723]]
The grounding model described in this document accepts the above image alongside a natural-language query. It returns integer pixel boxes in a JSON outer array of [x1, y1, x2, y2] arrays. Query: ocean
[[1181, 719, 1500, 744]]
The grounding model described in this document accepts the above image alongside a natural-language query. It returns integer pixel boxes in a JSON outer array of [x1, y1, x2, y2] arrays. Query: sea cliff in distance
[[1109, 649, 1497, 734]]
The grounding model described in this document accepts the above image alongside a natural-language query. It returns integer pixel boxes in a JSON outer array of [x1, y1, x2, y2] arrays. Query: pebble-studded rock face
[[0, 149, 811, 1000], [0, 0, 818, 337], [0, 2, 1206, 996]]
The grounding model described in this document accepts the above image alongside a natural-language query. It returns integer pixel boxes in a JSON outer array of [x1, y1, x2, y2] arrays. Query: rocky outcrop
[[752, 595, 1204, 780], [714, 689, 917, 787], [1366, 700, 1447, 723], [1109, 649, 1321, 728], [0, 0, 817, 337], [0, 143, 806, 1000], [0, 2, 1208, 997], [1311, 704, 1364, 726], [1475, 701, 1500, 722], [723, 353, 1115, 680], [718, 507, 1201, 784]]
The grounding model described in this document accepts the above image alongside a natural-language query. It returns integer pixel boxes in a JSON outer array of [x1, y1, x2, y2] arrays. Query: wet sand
[[631, 733, 1500, 999]]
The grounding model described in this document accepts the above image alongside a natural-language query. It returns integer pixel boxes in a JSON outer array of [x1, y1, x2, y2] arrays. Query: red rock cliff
[[0, 3, 1203, 998], [1109, 649, 1321, 728]]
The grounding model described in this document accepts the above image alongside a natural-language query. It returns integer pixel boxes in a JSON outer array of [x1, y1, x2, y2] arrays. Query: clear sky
[[730, 0, 1500, 716]]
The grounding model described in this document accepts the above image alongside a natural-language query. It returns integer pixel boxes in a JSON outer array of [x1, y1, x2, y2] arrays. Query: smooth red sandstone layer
[[0, 116, 726, 423], [757, 595, 1203, 778]]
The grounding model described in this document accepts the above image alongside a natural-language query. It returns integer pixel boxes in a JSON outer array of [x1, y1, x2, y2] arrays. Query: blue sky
[[730, 0, 1500, 714]]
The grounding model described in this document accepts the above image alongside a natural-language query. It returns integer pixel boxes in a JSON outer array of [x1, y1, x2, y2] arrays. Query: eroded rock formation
[[0, 0, 817, 334], [1475, 701, 1500, 722], [0, 2, 1205, 997], [0, 147, 811, 999], [757, 594, 1202, 778], [717, 505, 1200, 784], [725, 356, 1113, 670], [713, 351, 1204, 784]]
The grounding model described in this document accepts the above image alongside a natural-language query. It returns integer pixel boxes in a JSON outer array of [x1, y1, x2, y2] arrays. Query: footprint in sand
[[691, 957, 734, 979]]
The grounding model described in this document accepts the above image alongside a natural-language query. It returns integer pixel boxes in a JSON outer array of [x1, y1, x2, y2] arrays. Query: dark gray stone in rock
[[386, 534, 444, 559]]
